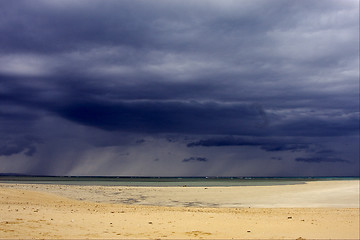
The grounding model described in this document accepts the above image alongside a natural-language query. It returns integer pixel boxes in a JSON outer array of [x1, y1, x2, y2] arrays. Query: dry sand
[[0, 180, 359, 239]]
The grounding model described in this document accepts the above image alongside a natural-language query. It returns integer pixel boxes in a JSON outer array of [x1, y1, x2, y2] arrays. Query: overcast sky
[[0, 0, 359, 176]]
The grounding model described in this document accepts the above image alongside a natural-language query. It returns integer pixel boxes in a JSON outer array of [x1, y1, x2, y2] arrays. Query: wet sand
[[0, 180, 359, 239]]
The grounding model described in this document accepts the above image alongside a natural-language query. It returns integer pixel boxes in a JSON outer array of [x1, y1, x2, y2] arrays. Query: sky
[[0, 0, 359, 177]]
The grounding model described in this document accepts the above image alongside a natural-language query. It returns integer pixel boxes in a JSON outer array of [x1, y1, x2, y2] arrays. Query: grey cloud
[[187, 137, 260, 147], [182, 157, 208, 163], [24, 145, 37, 157], [135, 139, 145, 144], [0, 136, 42, 157], [261, 144, 310, 152], [274, 113, 359, 137], [295, 157, 351, 163], [187, 136, 312, 152], [316, 150, 337, 155], [166, 136, 179, 143]]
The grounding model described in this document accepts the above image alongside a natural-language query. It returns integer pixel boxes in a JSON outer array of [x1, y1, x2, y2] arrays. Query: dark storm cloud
[[2, 75, 358, 139], [187, 136, 311, 152], [187, 137, 261, 147], [274, 114, 359, 137], [0, 106, 40, 122], [261, 144, 310, 152], [0, 136, 42, 157], [182, 157, 208, 163], [295, 157, 350, 163], [1, 72, 357, 139], [0, 74, 267, 135], [55, 100, 268, 135], [0, 0, 358, 176]]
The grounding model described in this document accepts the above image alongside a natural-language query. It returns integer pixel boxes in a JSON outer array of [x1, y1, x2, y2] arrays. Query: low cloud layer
[[295, 157, 350, 163], [183, 157, 208, 163], [187, 137, 312, 151]]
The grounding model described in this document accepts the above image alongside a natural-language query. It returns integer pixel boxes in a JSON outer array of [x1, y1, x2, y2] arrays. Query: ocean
[[0, 176, 358, 187]]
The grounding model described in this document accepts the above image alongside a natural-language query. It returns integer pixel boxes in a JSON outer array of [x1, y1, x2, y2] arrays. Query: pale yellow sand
[[0, 180, 359, 239]]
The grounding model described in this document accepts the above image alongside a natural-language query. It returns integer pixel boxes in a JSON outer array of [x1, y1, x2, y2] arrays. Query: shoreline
[[0, 180, 359, 239], [0, 180, 359, 208]]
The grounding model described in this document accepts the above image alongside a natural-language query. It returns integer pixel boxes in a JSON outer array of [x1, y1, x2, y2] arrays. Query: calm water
[[0, 176, 358, 187]]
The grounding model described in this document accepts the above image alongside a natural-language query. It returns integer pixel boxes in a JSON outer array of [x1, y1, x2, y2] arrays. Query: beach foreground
[[0, 180, 359, 239]]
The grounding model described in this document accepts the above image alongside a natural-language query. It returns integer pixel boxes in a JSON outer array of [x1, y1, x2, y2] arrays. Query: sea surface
[[0, 176, 358, 187]]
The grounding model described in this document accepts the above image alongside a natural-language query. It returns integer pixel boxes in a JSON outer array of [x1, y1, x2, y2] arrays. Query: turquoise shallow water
[[0, 176, 358, 187]]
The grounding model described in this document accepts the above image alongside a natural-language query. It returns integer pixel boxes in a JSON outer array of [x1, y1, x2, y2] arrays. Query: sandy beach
[[0, 180, 359, 239]]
